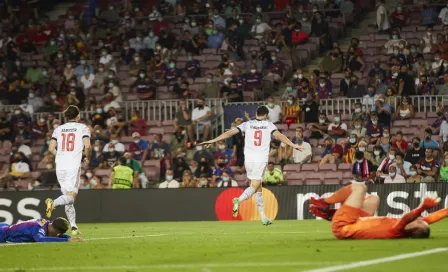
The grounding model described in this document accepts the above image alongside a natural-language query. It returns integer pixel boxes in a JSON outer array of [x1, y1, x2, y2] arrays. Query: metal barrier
[[226, 95, 448, 116]]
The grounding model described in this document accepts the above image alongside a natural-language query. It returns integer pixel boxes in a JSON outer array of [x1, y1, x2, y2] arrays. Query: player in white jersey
[[199, 106, 302, 225], [45, 105, 92, 235]]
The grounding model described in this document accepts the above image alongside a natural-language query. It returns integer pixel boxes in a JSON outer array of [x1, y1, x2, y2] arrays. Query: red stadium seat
[[301, 163, 318, 172]]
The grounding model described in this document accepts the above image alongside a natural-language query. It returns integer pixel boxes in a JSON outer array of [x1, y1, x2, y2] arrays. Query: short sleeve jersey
[[52, 122, 91, 170], [237, 119, 278, 163]]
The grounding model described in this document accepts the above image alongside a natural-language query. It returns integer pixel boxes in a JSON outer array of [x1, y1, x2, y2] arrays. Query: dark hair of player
[[355, 151, 364, 160], [118, 157, 127, 165], [52, 217, 70, 234], [256, 106, 269, 117], [64, 105, 80, 121]]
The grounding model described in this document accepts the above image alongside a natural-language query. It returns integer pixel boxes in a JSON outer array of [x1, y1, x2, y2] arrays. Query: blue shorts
[[0, 223, 10, 243]]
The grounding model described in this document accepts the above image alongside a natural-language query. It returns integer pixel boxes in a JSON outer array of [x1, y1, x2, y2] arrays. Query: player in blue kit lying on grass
[[0, 217, 83, 243]]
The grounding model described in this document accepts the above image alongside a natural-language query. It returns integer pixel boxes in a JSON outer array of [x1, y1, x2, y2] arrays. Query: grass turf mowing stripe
[[302, 248, 448, 272], [0, 262, 343, 271]]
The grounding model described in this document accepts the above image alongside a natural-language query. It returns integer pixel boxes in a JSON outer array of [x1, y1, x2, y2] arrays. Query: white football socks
[[238, 186, 256, 202], [54, 195, 74, 207], [65, 204, 77, 229], [255, 192, 267, 219]]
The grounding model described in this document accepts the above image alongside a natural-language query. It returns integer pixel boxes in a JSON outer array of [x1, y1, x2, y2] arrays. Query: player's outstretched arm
[[48, 139, 57, 156], [197, 129, 240, 148], [273, 130, 303, 151], [33, 233, 71, 243]]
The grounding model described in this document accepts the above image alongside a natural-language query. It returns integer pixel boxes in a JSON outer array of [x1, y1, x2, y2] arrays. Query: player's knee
[[368, 195, 380, 206], [66, 192, 77, 201]]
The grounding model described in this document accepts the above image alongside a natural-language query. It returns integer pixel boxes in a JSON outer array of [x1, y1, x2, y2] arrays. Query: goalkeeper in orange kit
[[309, 184, 448, 239]]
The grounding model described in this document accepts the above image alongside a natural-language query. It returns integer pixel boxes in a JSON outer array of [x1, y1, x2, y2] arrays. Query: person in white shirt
[[266, 96, 282, 124], [80, 66, 95, 90], [439, 119, 448, 142], [250, 15, 271, 40], [103, 135, 125, 153], [328, 115, 348, 139], [292, 136, 312, 164], [376, 0, 390, 32], [384, 165, 406, 183], [198, 106, 302, 226], [159, 169, 180, 188], [99, 49, 116, 72], [191, 97, 212, 140], [46, 105, 92, 236], [439, 3, 448, 25], [143, 31, 158, 50]]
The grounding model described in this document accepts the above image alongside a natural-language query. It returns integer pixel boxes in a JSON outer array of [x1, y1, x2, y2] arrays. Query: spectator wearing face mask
[[405, 137, 425, 165], [159, 168, 180, 188], [376, 149, 397, 178], [192, 97, 212, 140], [164, 60, 181, 85], [101, 144, 121, 168], [328, 114, 347, 140], [265, 51, 285, 86], [217, 170, 238, 187], [352, 151, 375, 180], [103, 135, 125, 154], [212, 156, 232, 184], [251, 15, 271, 41], [121, 41, 136, 65], [366, 113, 382, 145], [283, 96, 301, 126], [384, 165, 406, 183], [315, 76, 332, 100], [89, 140, 105, 169], [128, 132, 149, 165], [214, 141, 232, 163], [132, 70, 156, 100], [343, 133, 359, 164], [263, 162, 285, 186], [384, 31, 407, 55], [407, 165, 422, 183], [420, 128, 439, 150], [265, 97, 282, 124]]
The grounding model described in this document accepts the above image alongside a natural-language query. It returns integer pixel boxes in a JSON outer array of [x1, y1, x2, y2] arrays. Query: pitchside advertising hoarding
[[0, 184, 447, 224]]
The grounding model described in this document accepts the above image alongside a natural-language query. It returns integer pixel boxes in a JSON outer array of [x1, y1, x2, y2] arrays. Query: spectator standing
[[421, 1, 437, 27], [376, 0, 390, 33], [266, 97, 282, 124], [302, 93, 319, 124], [174, 99, 193, 142]]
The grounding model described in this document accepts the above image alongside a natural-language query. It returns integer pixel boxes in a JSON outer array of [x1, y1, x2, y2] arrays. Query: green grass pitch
[[1, 220, 448, 272]]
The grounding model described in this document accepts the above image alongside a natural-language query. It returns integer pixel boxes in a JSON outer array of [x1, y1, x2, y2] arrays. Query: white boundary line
[[302, 248, 448, 272], [0, 262, 342, 271]]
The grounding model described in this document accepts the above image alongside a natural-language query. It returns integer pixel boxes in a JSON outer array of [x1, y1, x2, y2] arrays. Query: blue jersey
[[0, 219, 71, 243]]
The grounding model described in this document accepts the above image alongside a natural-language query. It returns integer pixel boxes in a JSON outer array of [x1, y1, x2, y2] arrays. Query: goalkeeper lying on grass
[[0, 217, 83, 243]]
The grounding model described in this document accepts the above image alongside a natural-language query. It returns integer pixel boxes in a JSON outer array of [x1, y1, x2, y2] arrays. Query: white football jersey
[[51, 122, 91, 170], [237, 119, 277, 163]]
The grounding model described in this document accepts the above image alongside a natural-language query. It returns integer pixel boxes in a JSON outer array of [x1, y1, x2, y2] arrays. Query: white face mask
[[319, 119, 325, 124], [374, 151, 380, 156], [86, 172, 93, 178], [371, 120, 377, 125], [355, 108, 361, 113], [355, 125, 361, 129], [134, 140, 140, 144], [389, 172, 396, 177], [166, 175, 173, 181], [111, 140, 118, 144], [320, 83, 326, 87], [196, 146, 203, 151], [359, 147, 366, 152], [389, 154, 395, 160], [218, 145, 226, 150], [94, 146, 99, 152], [46, 164, 53, 170]]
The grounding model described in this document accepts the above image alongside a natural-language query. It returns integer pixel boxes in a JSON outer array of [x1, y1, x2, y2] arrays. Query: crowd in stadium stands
[[1, 0, 448, 190]]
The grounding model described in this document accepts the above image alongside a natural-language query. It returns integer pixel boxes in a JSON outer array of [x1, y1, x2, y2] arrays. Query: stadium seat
[[301, 163, 318, 172], [284, 164, 300, 172], [337, 163, 352, 171], [304, 173, 323, 185], [324, 172, 342, 184], [319, 164, 336, 172], [393, 120, 410, 128]]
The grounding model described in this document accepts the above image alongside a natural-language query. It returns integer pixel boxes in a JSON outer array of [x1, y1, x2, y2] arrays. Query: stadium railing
[[225, 95, 448, 116]]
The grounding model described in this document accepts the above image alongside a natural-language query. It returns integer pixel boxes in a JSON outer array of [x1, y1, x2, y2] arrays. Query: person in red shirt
[[391, 4, 409, 29], [30, 25, 49, 46], [391, 130, 408, 153], [310, 184, 448, 240], [319, 136, 343, 166]]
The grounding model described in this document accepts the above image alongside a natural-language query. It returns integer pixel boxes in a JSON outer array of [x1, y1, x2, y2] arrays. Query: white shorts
[[245, 162, 268, 181], [56, 167, 82, 194]]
